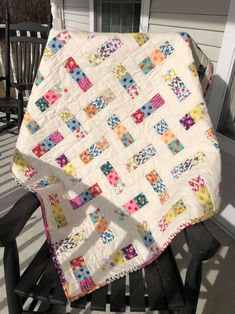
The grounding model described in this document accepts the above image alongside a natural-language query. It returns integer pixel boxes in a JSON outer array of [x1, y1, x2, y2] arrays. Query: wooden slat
[[149, 13, 227, 32], [148, 24, 223, 47], [110, 276, 126, 312], [15, 241, 50, 297], [144, 261, 167, 310], [129, 269, 146, 312], [156, 247, 184, 312], [71, 296, 87, 309], [50, 278, 67, 305], [91, 285, 108, 311], [150, 0, 231, 15], [31, 258, 58, 302]]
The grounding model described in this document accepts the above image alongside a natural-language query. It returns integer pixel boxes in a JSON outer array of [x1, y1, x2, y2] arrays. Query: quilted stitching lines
[[113, 64, 141, 99], [107, 114, 135, 147], [83, 89, 115, 118], [70, 183, 102, 210], [131, 93, 165, 124], [63, 57, 93, 92], [79, 137, 110, 164], [163, 69, 191, 102], [154, 119, 184, 155], [100, 161, 126, 194], [88, 36, 123, 66], [126, 144, 157, 172]]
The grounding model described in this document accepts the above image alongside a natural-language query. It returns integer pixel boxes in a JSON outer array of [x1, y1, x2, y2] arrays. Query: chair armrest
[[0, 192, 40, 247], [184, 221, 220, 261]]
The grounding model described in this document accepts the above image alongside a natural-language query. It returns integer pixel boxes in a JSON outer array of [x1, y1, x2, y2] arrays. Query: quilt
[[11, 29, 221, 301]]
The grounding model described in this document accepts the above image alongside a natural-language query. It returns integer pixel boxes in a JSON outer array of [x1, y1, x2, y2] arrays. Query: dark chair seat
[[14, 241, 184, 313]]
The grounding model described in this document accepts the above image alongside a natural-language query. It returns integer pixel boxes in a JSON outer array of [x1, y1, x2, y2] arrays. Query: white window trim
[[88, 0, 150, 33], [208, 0, 235, 157]]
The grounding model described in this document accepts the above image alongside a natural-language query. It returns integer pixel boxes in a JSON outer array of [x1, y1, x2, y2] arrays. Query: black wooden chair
[[0, 192, 220, 314], [0, 11, 51, 132]]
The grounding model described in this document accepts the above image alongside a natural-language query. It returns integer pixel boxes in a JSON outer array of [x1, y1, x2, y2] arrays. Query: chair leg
[[4, 240, 22, 314], [183, 257, 202, 314]]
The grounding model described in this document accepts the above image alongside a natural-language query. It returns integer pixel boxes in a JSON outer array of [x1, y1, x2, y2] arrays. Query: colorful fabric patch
[[23, 112, 40, 134], [139, 41, 174, 74], [59, 108, 87, 139], [89, 208, 115, 243], [88, 36, 123, 66], [52, 230, 87, 256], [48, 193, 68, 228], [180, 103, 205, 130], [163, 69, 191, 102], [171, 152, 205, 179], [29, 176, 59, 190], [100, 161, 125, 194], [64, 57, 93, 92], [115, 192, 148, 219], [207, 128, 219, 149], [158, 199, 187, 231], [131, 93, 165, 124], [70, 256, 96, 293], [43, 31, 71, 60], [126, 144, 157, 172], [109, 243, 138, 267], [137, 221, 159, 255], [113, 64, 140, 99], [79, 137, 110, 164], [70, 183, 102, 210], [198, 64, 207, 81], [146, 169, 169, 205], [35, 82, 67, 112], [107, 114, 135, 147], [35, 71, 44, 86], [32, 131, 64, 158], [188, 63, 198, 76], [189, 176, 213, 215], [154, 119, 184, 155], [55, 154, 77, 177], [132, 33, 149, 46], [12, 149, 37, 180], [83, 89, 115, 118]]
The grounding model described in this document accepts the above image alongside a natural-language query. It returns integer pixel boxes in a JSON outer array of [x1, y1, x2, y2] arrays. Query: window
[[95, 0, 142, 33]]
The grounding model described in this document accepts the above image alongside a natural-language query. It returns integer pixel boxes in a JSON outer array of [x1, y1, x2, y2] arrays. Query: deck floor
[[0, 129, 235, 314]]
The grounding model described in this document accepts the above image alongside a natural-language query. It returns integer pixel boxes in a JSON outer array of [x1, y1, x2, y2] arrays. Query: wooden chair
[[0, 11, 51, 132], [0, 192, 220, 314]]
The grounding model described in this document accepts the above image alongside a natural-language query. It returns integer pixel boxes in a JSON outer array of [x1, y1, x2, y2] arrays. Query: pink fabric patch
[[88, 183, 102, 197], [70, 195, 84, 209], [32, 144, 48, 158], [56, 30, 71, 45], [150, 93, 165, 109], [79, 277, 96, 293], [78, 76, 93, 92], [106, 171, 119, 186], [127, 83, 140, 99], [123, 199, 139, 215], [44, 89, 60, 105], [70, 256, 86, 269], [49, 131, 64, 144]]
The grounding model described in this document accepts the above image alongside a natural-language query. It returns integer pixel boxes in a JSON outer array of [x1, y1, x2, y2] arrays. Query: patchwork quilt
[[11, 29, 221, 302]]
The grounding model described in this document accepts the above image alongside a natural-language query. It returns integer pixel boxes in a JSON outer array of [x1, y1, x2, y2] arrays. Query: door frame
[[89, 0, 151, 32]]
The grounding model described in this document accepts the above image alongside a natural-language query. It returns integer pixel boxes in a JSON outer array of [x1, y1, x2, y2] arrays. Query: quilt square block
[[70, 256, 86, 269], [66, 117, 81, 132], [121, 132, 135, 147], [35, 96, 49, 112], [152, 180, 166, 193], [159, 41, 175, 58], [89, 208, 104, 223], [168, 139, 184, 155], [44, 89, 60, 105], [107, 114, 121, 129], [32, 143, 48, 158], [73, 266, 91, 281], [71, 67, 85, 82], [141, 102, 156, 117], [142, 231, 155, 248], [120, 72, 135, 89], [79, 277, 96, 293], [121, 244, 138, 260], [113, 124, 127, 139], [78, 76, 93, 92], [79, 150, 93, 164], [100, 161, 113, 175], [84, 103, 98, 118], [133, 192, 149, 208], [63, 57, 78, 72], [88, 183, 102, 197], [179, 113, 195, 130], [132, 33, 149, 46], [80, 190, 93, 203], [63, 163, 77, 176], [41, 136, 55, 151], [56, 30, 71, 45], [106, 171, 119, 186], [154, 119, 168, 135], [123, 199, 139, 215], [189, 104, 205, 122], [25, 120, 40, 134], [139, 57, 155, 74], [111, 251, 126, 266], [127, 83, 141, 99], [49, 131, 64, 144], [95, 218, 108, 233], [149, 49, 165, 66], [70, 195, 84, 209], [100, 229, 115, 243], [48, 37, 63, 53], [161, 129, 176, 145], [131, 109, 145, 124], [35, 71, 44, 86]]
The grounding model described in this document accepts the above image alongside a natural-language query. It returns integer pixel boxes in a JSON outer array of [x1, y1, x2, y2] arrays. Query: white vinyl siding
[[148, 0, 231, 70], [63, 0, 90, 31]]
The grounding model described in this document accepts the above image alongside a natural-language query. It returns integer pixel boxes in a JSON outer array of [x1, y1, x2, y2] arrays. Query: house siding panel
[[148, 0, 231, 67], [63, 0, 89, 31]]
